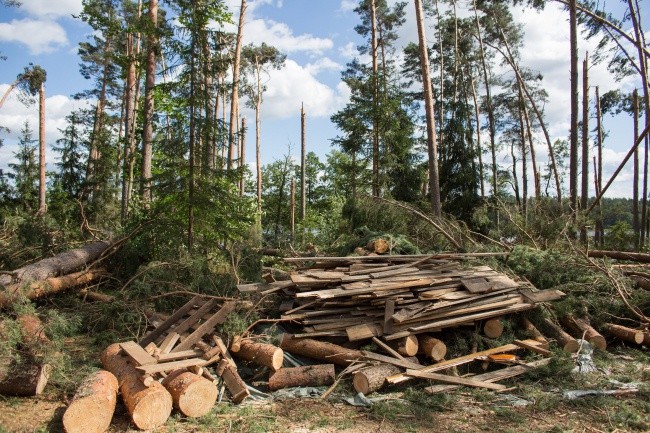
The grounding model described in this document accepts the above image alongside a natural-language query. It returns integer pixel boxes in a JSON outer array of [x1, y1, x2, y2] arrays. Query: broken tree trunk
[[279, 334, 363, 366], [602, 323, 644, 345], [231, 339, 283, 371], [161, 369, 218, 418], [0, 268, 108, 308], [417, 335, 447, 361], [268, 364, 336, 391], [62, 370, 119, 433], [352, 364, 401, 395], [0, 241, 111, 287], [101, 343, 173, 430], [543, 318, 580, 353], [561, 316, 607, 350], [215, 358, 249, 404]]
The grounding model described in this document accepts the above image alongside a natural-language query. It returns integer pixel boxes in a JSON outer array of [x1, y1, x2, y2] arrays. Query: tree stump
[[62, 370, 119, 433]]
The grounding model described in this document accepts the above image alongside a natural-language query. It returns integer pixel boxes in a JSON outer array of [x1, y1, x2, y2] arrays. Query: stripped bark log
[[543, 318, 580, 353], [561, 316, 607, 350], [268, 364, 335, 391], [161, 369, 218, 418], [521, 318, 549, 350], [417, 335, 447, 361], [101, 343, 172, 430], [0, 268, 108, 308], [279, 334, 363, 366], [388, 335, 418, 357], [62, 370, 119, 433]]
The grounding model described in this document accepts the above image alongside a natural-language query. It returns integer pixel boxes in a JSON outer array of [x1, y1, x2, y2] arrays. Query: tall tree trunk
[[0, 78, 19, 109], [415, 0, 441, 217], [228, 0, 246, 171], [121, 35, 136, 222], [300, 104, 306, 225], [290, 178, 295, 243], [141, 0, 157, 207], [469, 71, 485, 199], [203, 39, 215, 172], [255, 64, 262, 211], [37, 82, 46, 216], [517, 87, 527, 218], [434, 0, 444, 146], [633, 89, 640, 249], [569, 0, 579, 217], [580, 54, 589, 243], [511, 141, 520, 208], [473, 3, 497, 199], [595, 86, 604, 246], [370, 0, 380, 198], [239, 117, 246, 196], [188, 13, 197, 251]]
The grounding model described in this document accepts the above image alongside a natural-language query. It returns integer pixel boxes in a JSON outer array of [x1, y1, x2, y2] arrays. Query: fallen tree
[[587, 250, 650, 263]]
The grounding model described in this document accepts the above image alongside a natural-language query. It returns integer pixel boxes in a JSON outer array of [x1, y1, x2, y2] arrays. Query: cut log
[[231, 339, 283, 371], [521, 318, 549, 349], [542, 318, 580, 353], [279, 334, 363, 366], [388, 335, 418, 357], [0, 363, 51, 396], [161, 369, 218, 418], [268, 364, 336, 391], [643, 331, 650, 348], [587, 250, 650, 263], [561, 316, 607, 350], [0, 268, 108, 308], [483, 317, 504, 338], [0, 240, 111, 287], [602, 323, 644, 345], [101, 343, 172, 430], [215, 359, 249, 404], [368, 239, 390, 254], [62, 370, 119, 433], [353, 364, 401, 395], [417, 335, 446, 361]]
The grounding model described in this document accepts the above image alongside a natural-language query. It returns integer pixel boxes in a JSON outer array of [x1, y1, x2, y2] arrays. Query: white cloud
[[17, 0, 83, 18], [241, 18, 333, 55], [243, 59, 347, 120], [0, 86, 91, 173], [0, 18, 68, 54], [305, 57, 343, 75], [339, 41, 357, 59], [340, 0, 357, 13]]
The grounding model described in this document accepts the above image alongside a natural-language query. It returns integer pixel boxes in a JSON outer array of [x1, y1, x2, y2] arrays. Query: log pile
[[247, 254, 565, 342]]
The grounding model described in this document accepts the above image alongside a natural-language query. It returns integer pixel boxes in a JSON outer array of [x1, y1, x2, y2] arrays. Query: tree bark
[[62, 370, 119, 433], [415, 0, 441, 216], [161, 369, 218, 418], [569, 0, 579, 217], [580, 54, 589, 243], [279, 334, 362, 366], [101, 343, 173, 430], [542, 318, 579, 353], [388, 334, 418, 357], [602, 323, 644, 345], [521, 318, 549, 349], [587, 250, 650, 263], [561, 316, 606, 350], [228, 0, 246, 170], [370, 0, 380, 198], [268, 364, 335, 391]]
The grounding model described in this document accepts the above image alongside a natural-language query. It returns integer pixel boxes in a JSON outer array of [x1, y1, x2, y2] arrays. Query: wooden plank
[[519, 288, 566, 303], [296, 278, 435, 299], [384, 299, 395, 334], [362, 351, 421, 369], [513, 339, 552, 356], [120, 341, 158, 366], [405, 369, 507, 391], [425, 358, 551, 394], [139, 295, 205, 346], [370, 267, 420, 279], [461, 277, 493, 294], [386, 339, 545, 385], [158, 332, 180, 354], [173, 301, 236, 352], [346, 323, 382, 341], [136, 357, 207, 374], [156, 349, 204, 362], [371, 337, 404, 360], [170, 298, 219, 337]]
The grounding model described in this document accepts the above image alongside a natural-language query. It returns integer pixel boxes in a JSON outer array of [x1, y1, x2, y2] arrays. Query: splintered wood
[[251, 255, 564, 342]]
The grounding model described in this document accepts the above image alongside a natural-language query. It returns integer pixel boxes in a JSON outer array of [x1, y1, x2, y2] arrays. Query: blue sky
[[0, 0, 646, 198]]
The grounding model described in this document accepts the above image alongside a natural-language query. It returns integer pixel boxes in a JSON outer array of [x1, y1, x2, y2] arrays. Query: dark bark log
[[588, 250, 650, 263]]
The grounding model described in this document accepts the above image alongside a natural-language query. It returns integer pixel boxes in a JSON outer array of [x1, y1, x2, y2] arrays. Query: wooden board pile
[[249, 254, 566, 342]]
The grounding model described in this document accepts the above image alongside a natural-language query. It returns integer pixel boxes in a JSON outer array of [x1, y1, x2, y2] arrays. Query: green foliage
[[604, 221, 635, 251]]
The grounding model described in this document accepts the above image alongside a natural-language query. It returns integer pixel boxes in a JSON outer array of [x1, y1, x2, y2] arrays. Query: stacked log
[[231, 339, 283, 371], [268, 364, 335, 391], [161, 369, 218, 418]]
